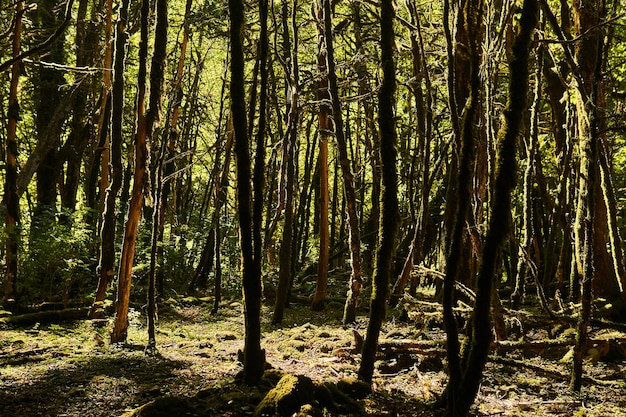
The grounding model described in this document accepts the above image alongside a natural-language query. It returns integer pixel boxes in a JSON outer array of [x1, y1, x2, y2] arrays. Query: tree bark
[[448, 1, 537, 415], [3, 0, 24, 304], [358, 0, 398, 384], [229, 0, 265, 384], [311, 0, 331, 311], [273, 0, 299, 325], [89, 0, 125, 320], [110, 0, 151, 343]]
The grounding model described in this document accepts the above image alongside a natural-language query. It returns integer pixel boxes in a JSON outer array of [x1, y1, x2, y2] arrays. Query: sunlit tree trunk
[[311, 0, 331, 311], [110, 0, 152, 343], [89, 0, 124, 320], [358, 0, 398, 384], [570, 0, 603, 393]]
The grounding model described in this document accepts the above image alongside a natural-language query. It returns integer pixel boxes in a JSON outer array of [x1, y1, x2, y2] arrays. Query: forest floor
[[1, 282, 625, 417]]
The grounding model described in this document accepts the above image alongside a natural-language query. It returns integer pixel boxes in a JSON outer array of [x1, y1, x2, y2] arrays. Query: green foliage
[[21, 207, 97, 303]]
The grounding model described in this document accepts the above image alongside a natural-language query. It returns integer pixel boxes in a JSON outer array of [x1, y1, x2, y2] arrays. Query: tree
[[358, 0, 399, 384], [273, 0, 299, 325], [319, 0, 363, 325], [444, 0, 538, 415], [311, 0, 331, 312], [89, 0, 125, 320], [110, 0, 153, 343], [3, 0, 24, 304], [229, 0, 266, 384], [145, 0, 169, 355]]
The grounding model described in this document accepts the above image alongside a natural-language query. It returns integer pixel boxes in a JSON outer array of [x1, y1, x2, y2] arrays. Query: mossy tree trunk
[[441, 0, 482, 405], [311, 0, 331, 312], [570, 0, 603, 393], [358, 0, 398, 384], [89, 0, 129, 318], [318, 0, 362, 325], [445, 0, 538, 415], [89, 0, 128, 320], [273, 0, 299, 325]]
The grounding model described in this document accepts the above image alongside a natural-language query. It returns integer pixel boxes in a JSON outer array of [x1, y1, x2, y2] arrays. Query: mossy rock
[[336, 377, 371, 399], [254, 374, 315, 417], [120, 397, 199, 417]]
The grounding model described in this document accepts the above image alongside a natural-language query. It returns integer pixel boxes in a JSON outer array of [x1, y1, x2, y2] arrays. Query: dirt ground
[[1, 293, 625, 416]]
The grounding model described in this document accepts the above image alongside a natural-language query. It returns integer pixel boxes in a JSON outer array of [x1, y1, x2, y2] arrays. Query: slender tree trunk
[[358, 0, 398, 384], [273, 0, 299, 325], [229, 0, 265, 384], [3, 0, 24, 304], [317, 0, 362, 324], [441, 0, 482, 406], [111, 0, 152, 343], [311, 0, 331, 311], [145, 0, 168, 355], [89, 0, 128, 320]]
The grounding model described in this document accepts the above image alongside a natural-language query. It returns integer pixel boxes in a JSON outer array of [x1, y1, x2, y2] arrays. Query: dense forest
[[1, 0, 626, 415]]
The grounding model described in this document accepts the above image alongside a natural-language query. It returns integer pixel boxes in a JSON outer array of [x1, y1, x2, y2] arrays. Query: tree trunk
[[145, 0, 168, 355], [570, 0, 603, 392], [311, 0, 331, 312], [317, 0, 362, 324], [110, 0, 152, 343], [89, 0, 127, 320], [449, 1, 537, 415], [273, 0, 299, 325], [229, 0, 265, 384], [3, 0, 24, 304], [358, 0, 398, 384]]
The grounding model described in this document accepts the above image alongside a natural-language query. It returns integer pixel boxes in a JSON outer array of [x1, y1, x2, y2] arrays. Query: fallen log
[[0, 307, 90, 327]]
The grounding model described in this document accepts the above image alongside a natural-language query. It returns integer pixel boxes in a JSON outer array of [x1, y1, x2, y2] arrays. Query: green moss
[[254, 374, 315, 417]]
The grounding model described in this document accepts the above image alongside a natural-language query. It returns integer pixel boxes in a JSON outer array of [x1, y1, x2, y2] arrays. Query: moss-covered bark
[[358, 0, 398, 384], [445, 0, 538, 415]]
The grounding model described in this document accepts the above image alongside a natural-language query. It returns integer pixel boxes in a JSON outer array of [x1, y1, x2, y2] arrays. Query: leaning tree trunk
[[358, 0, 398, 384], [447, 1, 537, 416], [110, 0, 152, 343], [229, 0, 265, 385], [441, 0, 482, 406], [3, 0, 24, 304]]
